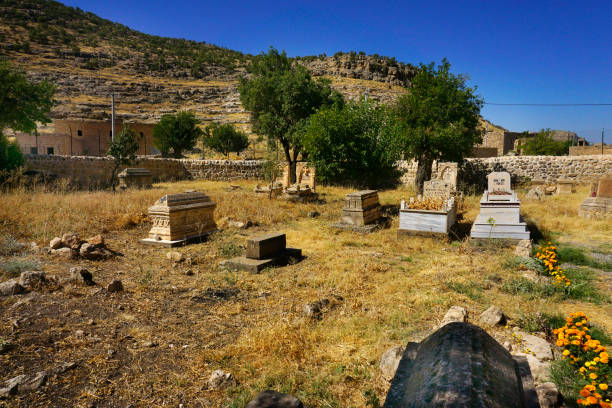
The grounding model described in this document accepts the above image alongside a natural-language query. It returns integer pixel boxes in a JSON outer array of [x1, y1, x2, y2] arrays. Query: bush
[[302, 99, 403, 188], [203, 122, 249, 157], [0, 133, 24, 171], [153, 111, 202, 157]]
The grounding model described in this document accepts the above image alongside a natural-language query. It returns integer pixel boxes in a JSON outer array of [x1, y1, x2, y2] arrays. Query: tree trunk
[[110, 162, 120, 192], [281, 141, 297, 184], [414, 154, 433, 195]]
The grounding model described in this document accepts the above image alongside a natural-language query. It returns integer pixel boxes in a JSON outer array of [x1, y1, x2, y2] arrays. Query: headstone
[[118, 168, 152, 190], [277, 162, 316, 191], [222, 232, 301, 273], [383, 322, 538, 408], [333, 190, 382, 233], [437, 163, 458, 191], [556, 179, 575, 194], [579, 177, 612, 219], [423, 179, 453, 199], [141, 191, 217, 247], [471, 172, 530, 240]]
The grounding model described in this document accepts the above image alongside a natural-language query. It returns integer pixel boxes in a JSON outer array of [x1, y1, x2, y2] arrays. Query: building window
[[140, 132, 144, 138], [47, 147, 54, 155], [30, 147, 38, 154], [77, 130, 82, 136], [109, 130, 112, 138]]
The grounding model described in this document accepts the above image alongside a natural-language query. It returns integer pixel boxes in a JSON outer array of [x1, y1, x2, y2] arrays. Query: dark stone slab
[[383, 322, 534, 408], [222, 248, 302, 273], [246, 233, 286, 260]]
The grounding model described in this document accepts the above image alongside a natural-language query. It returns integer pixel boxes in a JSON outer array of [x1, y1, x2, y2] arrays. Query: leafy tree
[[203, 122, 249, 157], [152, 111, 202, 157], [238, 47, 343, 183], [302, 99, 403, 188], [394, 59, 483, 194], [519, 129, 571, 155], [107, 126, 141, 191], [0, 133, 24, 171]]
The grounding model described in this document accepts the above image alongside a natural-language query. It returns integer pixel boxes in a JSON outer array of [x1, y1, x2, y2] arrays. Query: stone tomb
[[579, 177, 612, 219], [118, 168, 152, 190], [383, 322, 538, 408], [556, 178, 576, 194], [141, 191, 217, 247], [398, 180, 457, 237], [332, 190, 382, 233], [222, 233, 302, 273], [470, 172, 530, 240]]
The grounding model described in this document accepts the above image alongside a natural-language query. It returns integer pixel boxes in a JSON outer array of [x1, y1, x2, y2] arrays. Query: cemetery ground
[[0, 181, 610, 408]]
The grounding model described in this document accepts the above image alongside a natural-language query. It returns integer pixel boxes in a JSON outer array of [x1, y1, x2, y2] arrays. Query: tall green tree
[[519, 129, 571, 155], [394, 59, 483, 194], [238, 47, 343, 183], [0, 59, 54, 170], [152, 111, 203, 157], [302, 99, 403, 188], [203, 122, 249, 157], [107, 126, 141, 191]]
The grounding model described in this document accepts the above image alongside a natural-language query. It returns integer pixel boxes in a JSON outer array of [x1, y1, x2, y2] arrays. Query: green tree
[[519, 129, 571, 155], [238, 47, 343, 183], [302, 99, 403, 188], [394, 59, 483, 194], [0, 59, 54, 171], [203, 122, 249, 157], [107, 126, 141, 191], [152, 111, 203, 157]]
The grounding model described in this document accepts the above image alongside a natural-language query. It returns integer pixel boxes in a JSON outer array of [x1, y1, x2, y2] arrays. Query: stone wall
[[569, 145, 612, 156], [24, 155, 264, 188]]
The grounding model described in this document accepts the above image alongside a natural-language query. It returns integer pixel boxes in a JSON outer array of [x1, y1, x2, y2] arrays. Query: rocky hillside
[[0, 0, 414, 136]]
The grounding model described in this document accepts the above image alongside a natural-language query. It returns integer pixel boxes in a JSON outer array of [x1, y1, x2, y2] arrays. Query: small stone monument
[[118, 168, 152, 190], [398, 179, 456, 237], [383, 322, 538, 408], [221, 233, 302, 273], [579, 177, 612, 219], [332, 190, 382, 233], [556, 178, 576, 194], [470, 172, 530, 240], [141, 191, 217, 247]]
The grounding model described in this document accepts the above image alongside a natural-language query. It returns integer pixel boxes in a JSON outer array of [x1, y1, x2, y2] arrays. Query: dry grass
[[0, 181, 610, 407]]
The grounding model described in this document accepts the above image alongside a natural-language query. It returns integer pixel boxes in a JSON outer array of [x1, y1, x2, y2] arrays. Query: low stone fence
[[24, 155, 264, 188]]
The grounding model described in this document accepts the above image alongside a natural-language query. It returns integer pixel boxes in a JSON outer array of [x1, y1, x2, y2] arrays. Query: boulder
[[80, 243, 112, 260], [69, 267, 94, 286], [515, 332, 554, 361], [525, 187, 543, 201], [245, 390, 304, 408], [440, 306, 467, 326], [536, 382, 560, 408], [207, 370, 236, 390], [380, 346, 404, 381], [514, 353, 551, 383], [19, 271, 46, 290], [0, 279, 26, 296], [51, 247, 75, 259], [479, 306, 505, 326], [86, 234, 104, 247], [106, 279, 123, 293], [61, 232, 82, 250], [49, 237, 62, 249]]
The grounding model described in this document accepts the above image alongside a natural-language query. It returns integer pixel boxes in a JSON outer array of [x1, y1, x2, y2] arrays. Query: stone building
[[15, 119, 156, 156]]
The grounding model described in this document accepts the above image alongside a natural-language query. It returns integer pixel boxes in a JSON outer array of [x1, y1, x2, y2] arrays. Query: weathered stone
[[440, 306, 467, 326], [207, 370, 236, 390], [61, 232, 82, 250], [141, 191, 217, 247], [69, 267, 94, 285], [514, 353, 551, 383], [515, 331, 553, 361], [106, 279, 123, 293], [245, 390, 304, 408], [383, 323, 535, 408], [49, 237, 62, 249], [0, 279, 26, 296], [423, 179, 454, 198], [339, 190, 382, 226], [246, 233, 286, 260], [79, 243, 112, 260], [19, 271, 46, 290], [536, 382, 559, 408], [1, 375, 26, 396], [20, 371, 47, 392], [86, 234, 104, 247], [51, 247, 74, 259], [479, 305, 505, 326], [380, 346, 404, 381], [488, 171, 512, 193], [525, 187, 543, 201], [118, 168, 152, 190], [514, 240, 532, 258]]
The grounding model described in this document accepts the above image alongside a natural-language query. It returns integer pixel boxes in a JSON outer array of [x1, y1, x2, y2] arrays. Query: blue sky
[[62, 0, 612, 143]]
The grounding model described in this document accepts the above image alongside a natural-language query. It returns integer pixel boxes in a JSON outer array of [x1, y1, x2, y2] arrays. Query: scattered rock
[[61, 232, 82, 250], [245, 390, 304, 408], [544, 185, 557, 195], [86, 234, 104, 247], [19, 271, 46, 290], [440, 306, 467, 326], [51, 247, 75, 259], [75, 330, 85, 337], [307, 211, 320, 218], [107, 279, 123, 293], [49, 237, 62, 249], [0, 279, 26, 296], [479, 306, 505, 326], [303, 296, 344, 320], [0, 375, 26, 397], [228, 220, 246, 229], [525, 187, 543, 201], [207, 370, 236, 390], [51, 362, 77, 375], [503, 341, 512, 351], [166, 251, 184, 263], [536, 382, 560, 408], [20, 371, 47, 391], [380, 345, 404, 381], [69, 267, 94, 285], [515, 353, 551, 383], [79, 243, 112, 260], [514, 240, 533, 258], [515, 331, 554, 361]]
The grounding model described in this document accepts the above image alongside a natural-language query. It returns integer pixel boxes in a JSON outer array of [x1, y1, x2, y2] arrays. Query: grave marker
[[332, 190, 382, 233], [222, 232, 302, 273], [579, 177, 612, 219]]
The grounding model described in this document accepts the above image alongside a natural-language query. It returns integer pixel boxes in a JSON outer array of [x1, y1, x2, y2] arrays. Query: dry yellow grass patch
[[0, 181, 609, 407]]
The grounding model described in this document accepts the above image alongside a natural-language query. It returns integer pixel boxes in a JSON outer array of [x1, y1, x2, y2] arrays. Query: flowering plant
[[535, 242, 571, 287], [554, 312, 610, 407]]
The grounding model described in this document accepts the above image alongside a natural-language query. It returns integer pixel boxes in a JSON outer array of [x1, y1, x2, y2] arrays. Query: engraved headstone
[[141, 191, 217, 246], [487, 171, 511, 193], [423, 179, 453, 199], [597, 177, 612, 198], [437, 163, 458, 190]]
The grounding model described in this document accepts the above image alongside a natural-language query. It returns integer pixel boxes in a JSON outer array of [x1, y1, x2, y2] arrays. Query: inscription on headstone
[[423, 179, 453, 199], [488, 171, 512, 193]]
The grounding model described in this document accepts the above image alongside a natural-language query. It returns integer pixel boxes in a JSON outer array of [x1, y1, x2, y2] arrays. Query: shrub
[[203, 122, 249, 157], [1, 258, 39, 278], [0, 133, 24, 171], [153, 111, 202, 157]]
